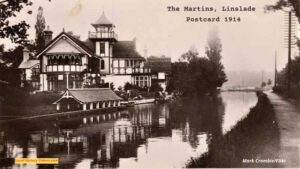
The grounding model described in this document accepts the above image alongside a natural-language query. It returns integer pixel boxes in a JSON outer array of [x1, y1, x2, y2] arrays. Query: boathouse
[[53, 88, 122, 111]]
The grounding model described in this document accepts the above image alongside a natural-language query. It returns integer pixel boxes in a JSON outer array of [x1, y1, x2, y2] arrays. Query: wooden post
[[49, 80, 52, 91], [90, 103, 93, 110], [56, 103, 60, 111], [66, 73, 69, 89], [102, 102, 106, 108], [96, 102, 100, 109]]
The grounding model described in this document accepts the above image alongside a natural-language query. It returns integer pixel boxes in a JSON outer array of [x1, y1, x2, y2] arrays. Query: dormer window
[[100, 43, 105, 54]]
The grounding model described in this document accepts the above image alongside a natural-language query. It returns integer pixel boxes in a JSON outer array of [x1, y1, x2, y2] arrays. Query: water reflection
[[0, 92, 257, 168], [221, 92, 257, 133]]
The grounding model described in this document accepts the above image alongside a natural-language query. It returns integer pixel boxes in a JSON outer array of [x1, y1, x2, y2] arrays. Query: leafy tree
[[124, 82, 133, 91], [190, 57, 215, 94], [180, 45, 199, 62], [168, 61, 190, 95], [1, 45, 24, 67], [0, 62, 21, 87], [205, 29, 227, 89], [290, 56, 300, 87], [123, 82, 145, 91], [35, 6, 46, 51], [276, 66, 287, 87], [110, 82, 115, 90], [166, 32, 227, 97], [266, 0, 300, 24], [261, 81, 267, 88], [277, 56, 300, 88], [0, 0, 50, 44], [0, 44, 4, 53], [266, 0, 300, 18], [267, 79, 272, 86], [266, 0, 291, 11], [150, 82, 163, 93], [0, 44, 37, 87], [166, 78, 175, 94]]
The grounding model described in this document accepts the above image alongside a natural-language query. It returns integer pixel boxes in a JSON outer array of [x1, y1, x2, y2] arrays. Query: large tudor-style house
[[19, 13, 152, 91]]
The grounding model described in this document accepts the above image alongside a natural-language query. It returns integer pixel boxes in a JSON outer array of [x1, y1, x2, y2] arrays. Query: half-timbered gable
[[37, 32, 100, 91], [19, 12, 152, 91]]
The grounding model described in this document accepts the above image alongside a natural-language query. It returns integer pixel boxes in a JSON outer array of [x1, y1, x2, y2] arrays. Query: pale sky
[[2, 0, 297, 72]]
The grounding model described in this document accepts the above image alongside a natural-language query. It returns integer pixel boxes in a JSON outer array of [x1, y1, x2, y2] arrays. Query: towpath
[[266, 91, 300, 167]]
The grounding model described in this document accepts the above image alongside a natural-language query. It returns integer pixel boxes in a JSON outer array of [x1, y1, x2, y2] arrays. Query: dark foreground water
[[0, 92, 257, 168]]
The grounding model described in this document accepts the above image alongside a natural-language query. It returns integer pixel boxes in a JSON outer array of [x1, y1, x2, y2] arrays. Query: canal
[[0, 92, 257, 168]]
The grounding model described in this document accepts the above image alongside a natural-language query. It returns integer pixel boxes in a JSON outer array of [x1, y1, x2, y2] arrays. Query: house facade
[[86, 13, 151, 88], [18, 47, 40, 90], [19, 13, 151, 91], [146, 56, 171, 91]]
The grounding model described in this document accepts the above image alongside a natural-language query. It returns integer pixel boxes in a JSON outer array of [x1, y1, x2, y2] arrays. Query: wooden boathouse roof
[[53, 88, 122, 104]]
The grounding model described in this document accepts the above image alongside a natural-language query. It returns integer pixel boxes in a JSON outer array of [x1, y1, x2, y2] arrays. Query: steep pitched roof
[[84, 39, 145, 60], [92, 12, 114, 27], [84, 39, 95, 52], [18, 59, 39, 69], [36, 32, 94, 58], [146, 56, 171, 73], [66, 33, 94, 55], [113, 41, 145, 60], [54, 88, 122, 104]]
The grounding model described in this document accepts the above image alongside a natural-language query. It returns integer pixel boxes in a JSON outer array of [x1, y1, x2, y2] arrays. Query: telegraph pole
[[284, 8, 296, 90], [261, 70, 264, 86], [275, 51, 277, 88], [287, 11, 292, 90]]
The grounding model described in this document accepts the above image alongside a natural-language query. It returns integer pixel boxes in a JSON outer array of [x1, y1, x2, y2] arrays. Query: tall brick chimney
[[44, 25, 53, 46], [23, 47, 30, 62]]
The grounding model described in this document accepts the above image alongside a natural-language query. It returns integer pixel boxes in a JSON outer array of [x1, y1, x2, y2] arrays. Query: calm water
[[0, 92, 257, 169]]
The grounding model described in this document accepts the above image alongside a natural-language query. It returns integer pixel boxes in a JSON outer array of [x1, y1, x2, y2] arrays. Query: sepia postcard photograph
[[0, 0, 299, 168]]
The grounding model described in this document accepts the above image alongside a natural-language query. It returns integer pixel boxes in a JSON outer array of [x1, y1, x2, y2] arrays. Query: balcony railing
[[46, 65, 87, 73], [112, 67, 151, 75], [89, 31, 118, 40]]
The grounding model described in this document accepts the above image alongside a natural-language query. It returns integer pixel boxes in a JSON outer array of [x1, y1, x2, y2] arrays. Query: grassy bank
[[187, 92, 281, 168], [1, 91, 61, 117], [273, 86, 300, 101]]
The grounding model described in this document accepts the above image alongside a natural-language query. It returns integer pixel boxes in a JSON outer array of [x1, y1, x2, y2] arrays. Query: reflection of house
[[146, 56, 171, 91], [19, 12, 151, 91], [18, 47, 40, 89], [0, 103, 171, 168]]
